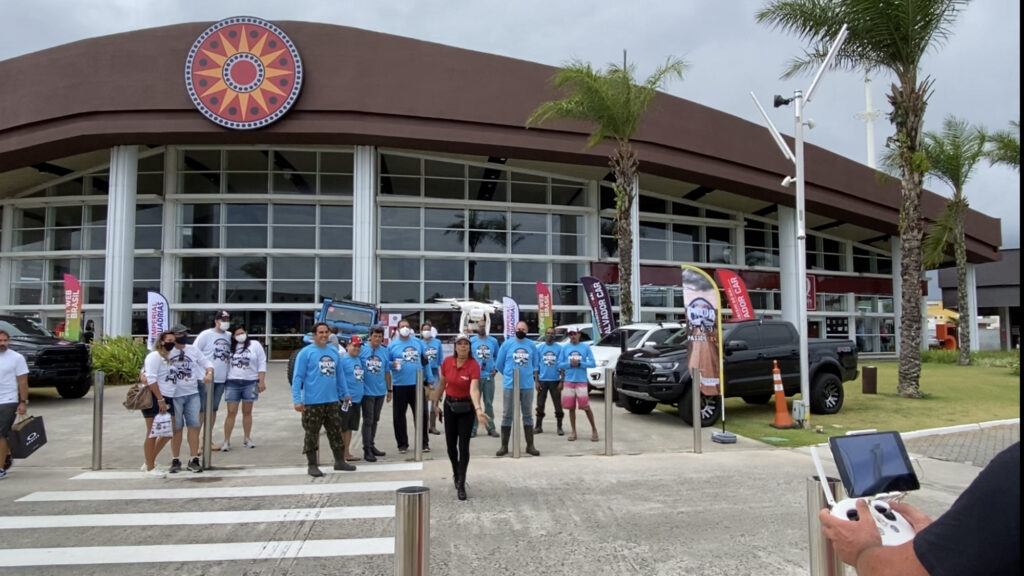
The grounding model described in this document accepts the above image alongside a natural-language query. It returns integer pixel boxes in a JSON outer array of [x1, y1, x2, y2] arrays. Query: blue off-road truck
[[285, 299, 380, 385]]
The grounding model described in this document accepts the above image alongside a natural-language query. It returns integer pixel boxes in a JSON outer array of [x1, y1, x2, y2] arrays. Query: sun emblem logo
[[185, 17, 303, 130]]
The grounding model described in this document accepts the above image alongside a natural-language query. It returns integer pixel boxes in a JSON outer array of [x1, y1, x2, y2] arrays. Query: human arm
[[469, 362, 487, 427], [291, 348, 306, 411], [255, 341, 267, 392], [432, 359, 448, 410], [582, 347, 597, 369], [143, 353, 169, 413], [193, 347, 215, 383], [16, 373, 29, 415], [336, 351, 350, 403]]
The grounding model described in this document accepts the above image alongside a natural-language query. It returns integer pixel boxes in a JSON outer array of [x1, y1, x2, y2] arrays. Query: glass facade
[[0, 145, 898, 355]]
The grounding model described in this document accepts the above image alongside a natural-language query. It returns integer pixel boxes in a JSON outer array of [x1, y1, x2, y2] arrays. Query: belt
[[446, 396, 471, 402]]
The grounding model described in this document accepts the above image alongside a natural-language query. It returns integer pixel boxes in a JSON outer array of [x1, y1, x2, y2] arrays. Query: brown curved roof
[[0, 20, 1001, 261]]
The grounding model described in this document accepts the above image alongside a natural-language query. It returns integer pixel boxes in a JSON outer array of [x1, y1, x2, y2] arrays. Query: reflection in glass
[[226, 257, 267, 280]]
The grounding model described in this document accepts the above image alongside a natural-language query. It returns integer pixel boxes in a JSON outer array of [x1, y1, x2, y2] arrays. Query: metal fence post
[[202, 378, 214, 470], [512, 369, 521, 458], [808, 476, 846, 575], [395, 486, 430, 576], [414, 369, 423, 462], [691, 368, 702, 454], [91, 371, 105, 470], [604, 367, 614, 456]]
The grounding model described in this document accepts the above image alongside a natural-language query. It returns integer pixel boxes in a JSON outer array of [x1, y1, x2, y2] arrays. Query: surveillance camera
[[781, 176, 795, 187], [805, 118, 817, 130], [773, 94, 792, 108]]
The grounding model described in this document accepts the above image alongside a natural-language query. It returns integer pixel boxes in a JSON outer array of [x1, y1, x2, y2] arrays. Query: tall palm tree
[[917, 116, 987, 366], [527, 53, 687, 325], [757, 0, 970, 398], [987, 120, 1020, 171]]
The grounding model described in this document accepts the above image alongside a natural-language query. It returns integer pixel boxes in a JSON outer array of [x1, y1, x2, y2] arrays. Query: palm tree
[[757, 0, 970, 398], [527, 53, 687, 325], [987, 120, 1020, 171]]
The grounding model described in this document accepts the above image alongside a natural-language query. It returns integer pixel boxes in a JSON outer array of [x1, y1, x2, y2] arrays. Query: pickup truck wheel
[[810, 373, 844, 414], [742, 395, 772, 405], [622, 397, 658, 415], [286, 350, 299, 386], [679, 386, 722, 427], [56, 377, 92, 399]]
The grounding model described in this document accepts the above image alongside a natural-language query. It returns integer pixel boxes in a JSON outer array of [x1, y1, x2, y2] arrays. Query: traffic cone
[[770, 360, 797, 429]]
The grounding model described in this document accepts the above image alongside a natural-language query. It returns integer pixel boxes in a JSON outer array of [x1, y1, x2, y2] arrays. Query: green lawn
[[659, 362, 1020, 447]]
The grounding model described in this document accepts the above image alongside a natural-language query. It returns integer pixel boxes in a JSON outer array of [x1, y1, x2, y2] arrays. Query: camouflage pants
[[301, 402, 346, 456]]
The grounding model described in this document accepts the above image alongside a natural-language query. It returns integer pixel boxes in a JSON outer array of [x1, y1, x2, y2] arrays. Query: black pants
[[301, 402, 345, 455], [536, 380, 564, 422], [361, 395, 385, 454], [393, 386, 428, 450], [444, 401, 474, 480]]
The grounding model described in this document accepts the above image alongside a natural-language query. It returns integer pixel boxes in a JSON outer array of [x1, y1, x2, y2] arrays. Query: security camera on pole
[[751, 24, 848, 427]]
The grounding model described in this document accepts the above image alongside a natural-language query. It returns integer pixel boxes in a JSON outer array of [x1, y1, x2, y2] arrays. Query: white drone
[[436, 298, 501, 334]]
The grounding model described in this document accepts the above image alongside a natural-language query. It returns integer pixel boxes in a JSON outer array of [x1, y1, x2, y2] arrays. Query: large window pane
[[181, 257, 218, 279], [551, 180, 586, 206], [424, 178, 464, 200], [424, 259, 463, 282], [381, 258, 418, 281], [226, 257, 267, 280], [225, 281, 267, 304], [512, 261, 546, 283], [380, 229, 419, 251], [182, 203, 219, 225], [511, 233, 546, 255], [225, 172, 269, 194], [424, 282, 464, 300], [320, 174, 353, 196], [321, 152, 353, 174], [180, 281, 218, 303], [226, 150, 268, 171], [274, 204, 315, 225], [380, 282, 420, 303], [318, 281, 353, 301], [321, 205, 353, 226], [272, 281, 314, 303], [512, 212, 547, 233], [272, 257, 315, 279], [274, 226, 315, 249], [226, 204, 268, 224], [225, 226, 267, 249]]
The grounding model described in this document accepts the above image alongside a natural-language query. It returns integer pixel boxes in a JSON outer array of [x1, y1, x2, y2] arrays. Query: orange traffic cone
[[770, 360, 797, 429]]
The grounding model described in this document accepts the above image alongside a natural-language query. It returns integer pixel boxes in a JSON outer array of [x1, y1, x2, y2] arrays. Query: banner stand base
[[711, 430, 737, 444]]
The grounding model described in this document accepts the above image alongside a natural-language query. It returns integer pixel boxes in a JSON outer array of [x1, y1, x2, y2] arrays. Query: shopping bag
[[149, 412, 173, 438], [8, 415, 47, 459], [124, 382, 154, 410]]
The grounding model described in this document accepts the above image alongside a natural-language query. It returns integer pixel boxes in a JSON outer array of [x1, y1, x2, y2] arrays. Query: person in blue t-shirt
[[338, 336, 367, 463], [494, 321, 540, 457], [469, 322, 500, 438], [534, 327, 565, 436], [387, 319, 435, 454], [558, 328, 598, 442], [420, 320, 444, 435], [291, 322, 355, 477], [359, 325, 392, 462]]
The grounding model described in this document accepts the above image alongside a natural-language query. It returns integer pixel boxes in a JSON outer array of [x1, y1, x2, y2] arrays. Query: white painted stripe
[[17, 480, 422, 502], [0, 505, 395, 530], [902, 423, 980, 439], [3, 538, 394, 567], [70, 462, 423, 481], [979, 418, 1020, 429]]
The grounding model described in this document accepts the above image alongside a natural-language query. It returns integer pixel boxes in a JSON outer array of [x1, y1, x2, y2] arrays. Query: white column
[[0, 205, 14, 308], [352, 145, 377, 304], [778, 205, 799, 325], [630, 176, 640, 322], [966, 263, 980, 351], [1000, 307, 1011, 351], [890, 237, 904, 355], [160, 147, 178, 321], [103, 145, 138, 337]]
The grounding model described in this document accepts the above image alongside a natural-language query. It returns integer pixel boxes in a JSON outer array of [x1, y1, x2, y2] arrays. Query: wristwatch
[[19, 399, 28, 405]]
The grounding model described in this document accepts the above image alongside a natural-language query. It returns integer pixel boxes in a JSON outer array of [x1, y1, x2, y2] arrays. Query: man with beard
[[388, 319, 435, 454], [494, 321, 540, 456], [194, 310, 232, 451], [469, 321, 500, 438], [359, 325, 392, 462]]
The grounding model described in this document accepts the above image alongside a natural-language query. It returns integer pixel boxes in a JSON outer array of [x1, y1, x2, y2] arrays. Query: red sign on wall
[[806, 275, 817, 311]]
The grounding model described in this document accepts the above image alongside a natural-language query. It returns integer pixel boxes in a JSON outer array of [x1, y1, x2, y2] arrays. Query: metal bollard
[[414, 370, 423, 463], [395, 485, 430, 576], [604, 367, 614, 456], [808, 476, 846, 576], [91, 371, 105, 470], [512, 369, 521, 458], [202, 378, 215, 470], [691, 367, 702, 454]]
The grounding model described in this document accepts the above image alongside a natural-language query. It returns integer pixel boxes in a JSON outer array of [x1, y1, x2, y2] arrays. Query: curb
[[900, 418, 1020, 440]]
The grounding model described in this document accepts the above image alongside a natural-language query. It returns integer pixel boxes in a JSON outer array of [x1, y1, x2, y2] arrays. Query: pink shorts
[[561, 381, 590, 410]]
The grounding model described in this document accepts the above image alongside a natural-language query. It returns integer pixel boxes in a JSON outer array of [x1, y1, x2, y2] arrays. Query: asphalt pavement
[[0, 363, 1017, 575]]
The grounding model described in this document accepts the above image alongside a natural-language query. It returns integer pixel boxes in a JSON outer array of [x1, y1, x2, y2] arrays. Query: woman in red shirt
[[432, 333, 489, 500]]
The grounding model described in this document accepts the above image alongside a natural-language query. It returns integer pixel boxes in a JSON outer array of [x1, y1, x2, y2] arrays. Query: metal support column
[[202, 379, 214, 470], [604, 368, 614, 456], [91, 371, 105, 470], [692, 368, 702, 454], [808, 476, 846, 576], [395, 486, 430, 576]]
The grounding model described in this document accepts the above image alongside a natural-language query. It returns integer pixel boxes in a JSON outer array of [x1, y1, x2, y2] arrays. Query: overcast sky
[[1, 0, 1019, 256]]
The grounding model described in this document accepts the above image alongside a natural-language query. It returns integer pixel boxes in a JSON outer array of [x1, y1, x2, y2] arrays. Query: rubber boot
[[495, 426, 510, 457], [333, 447, 356, 471], [556, 416, 565, 436], [525, 426, 540, 456], [306, 451, 323, 478], [534, 415, 544, 434]]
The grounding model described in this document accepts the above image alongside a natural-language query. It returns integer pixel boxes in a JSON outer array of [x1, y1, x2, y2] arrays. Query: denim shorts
[[172, 393, 201, 429], [225, 379, 258, 403], [198, 380, 227, 413]]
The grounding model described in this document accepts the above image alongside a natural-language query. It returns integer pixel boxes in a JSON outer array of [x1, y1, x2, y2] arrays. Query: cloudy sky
[[1, 0, 1019, 255]]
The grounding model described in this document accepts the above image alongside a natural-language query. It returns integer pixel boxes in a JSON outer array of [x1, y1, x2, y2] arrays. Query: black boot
[[556, 416, 565, 436], [306, 451, 323, 478], [456, 478, 468, 501], [525, 426, 540, 456], [534, 415, 544, 434], [496, 426, 510, 457], [364, 447, 377, 462], [333, 448, 356, 471]]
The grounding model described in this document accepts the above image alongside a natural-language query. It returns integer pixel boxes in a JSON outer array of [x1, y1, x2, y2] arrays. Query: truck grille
[[37, 345, 91, 368], [616, 360, 651, 381]]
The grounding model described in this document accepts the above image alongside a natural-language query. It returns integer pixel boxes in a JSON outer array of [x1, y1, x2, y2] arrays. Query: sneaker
[[169, 458, 182, 474], [423, 446, 431, 453], [146, 467, 166, 478], [243, 438, 256, 449], [398, 447, 408, 454], [187, 457, 203, 473], [220, 442, 231, 452], [140, 463, 148, 472], [0, 469, 7, 480], [487, 429, 500, 438]]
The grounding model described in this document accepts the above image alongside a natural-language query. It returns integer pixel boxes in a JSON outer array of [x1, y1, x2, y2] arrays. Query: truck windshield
[[0, 317, 52, 338], [595, 329, 645, 348], [324, 306, 374, 329], [662, 329, 690, 346]]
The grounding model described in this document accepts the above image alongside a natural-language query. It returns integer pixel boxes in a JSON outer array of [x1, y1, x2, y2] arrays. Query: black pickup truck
[[1, 316, 93, 399], [615, 319, 858, 427]]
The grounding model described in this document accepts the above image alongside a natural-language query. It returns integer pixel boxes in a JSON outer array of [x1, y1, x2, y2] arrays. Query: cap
[[215, 310, 230, 319], [348, 335, 363, 346], [170, 323, 189, 335], [454, 333, 471, 344], [566, 327, 580, 334]]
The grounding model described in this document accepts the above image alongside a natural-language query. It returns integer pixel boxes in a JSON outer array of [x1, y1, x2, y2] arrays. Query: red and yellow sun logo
[[185, 17, 303, 130]]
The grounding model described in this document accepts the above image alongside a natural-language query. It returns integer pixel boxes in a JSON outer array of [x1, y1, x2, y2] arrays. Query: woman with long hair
[[431, 333, 489, 500], [140, 330, 177, 477], [221, 325, 266, 451]]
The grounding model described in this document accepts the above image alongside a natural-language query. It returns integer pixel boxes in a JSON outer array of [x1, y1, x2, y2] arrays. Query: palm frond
[[987, 120, 1020, 171], [922, 198, 960, 268], [920, 115, 988, 199]]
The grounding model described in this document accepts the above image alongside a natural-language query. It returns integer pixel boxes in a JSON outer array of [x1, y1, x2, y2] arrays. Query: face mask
[[162, 341, 176, 351], [515, 330, 527, 340], [399, 327, 411, 338], [545, 335, 555, 344], [235, 334, 247, 343], [421, 330, 431, 339], [219, 321, 230, 331]]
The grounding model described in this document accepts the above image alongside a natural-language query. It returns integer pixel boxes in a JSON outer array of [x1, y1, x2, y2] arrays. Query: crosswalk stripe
[[16, 480, 422, 502], [0, 505, 396, 529], [3, 538, 395, 567], [71, 462, 423, 481]]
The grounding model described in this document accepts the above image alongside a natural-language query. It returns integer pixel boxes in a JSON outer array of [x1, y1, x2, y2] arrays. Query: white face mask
[[421, 330, 431, 339], [235, 334, 247, 343], [398, 327, 412, 338], [219, 321, 230, 331]]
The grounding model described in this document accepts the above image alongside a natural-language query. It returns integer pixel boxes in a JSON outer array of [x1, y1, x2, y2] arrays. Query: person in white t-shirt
[[166, 324, 214, 474], [140, 330, 178, 478], [221, 325, 267, 451], [193, 310, 232, 450], [0, 329, 30, 480]]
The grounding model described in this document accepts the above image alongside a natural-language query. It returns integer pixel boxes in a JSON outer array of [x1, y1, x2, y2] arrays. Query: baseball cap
[[171, 323, 189, 335], [454, 333, 471, 344], [566, 326, 580, 334], [215, 310, 230, 319], [348, 335, 363, 346]]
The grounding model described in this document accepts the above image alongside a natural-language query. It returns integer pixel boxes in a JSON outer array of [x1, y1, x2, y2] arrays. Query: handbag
[[445, 398, 475, 414], [124, 382, 154, 410], [149, 412, 173, 438], [7, 415, 47, 459]]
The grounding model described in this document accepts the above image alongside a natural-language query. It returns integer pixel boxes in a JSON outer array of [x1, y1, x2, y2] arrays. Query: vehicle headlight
[[652, 361, 677, 371], [597, 359, 609, 367]]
